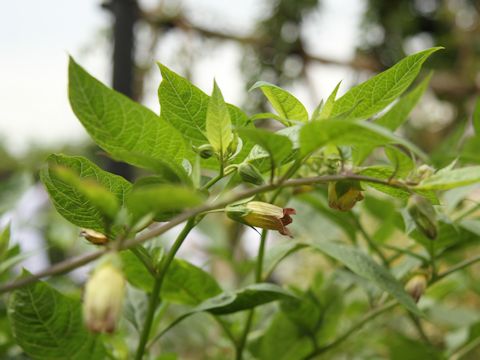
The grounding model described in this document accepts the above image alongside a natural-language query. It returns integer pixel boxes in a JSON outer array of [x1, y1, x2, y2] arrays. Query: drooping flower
[[328, 180, 364, 211], [83, 256, 125, 333], [226, 201, 296, 237]]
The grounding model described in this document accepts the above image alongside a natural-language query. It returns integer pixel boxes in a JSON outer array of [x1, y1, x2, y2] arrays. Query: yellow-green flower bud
[[328, 180, 364, 211], [405, 274, 427, 303], [226, 201, 296, 237], [80, 229, 109, 245], [407, 195, 437, 240], [238, 162, 264, 185], [83, 256, 125, 333], [194, 144, 215, 159]]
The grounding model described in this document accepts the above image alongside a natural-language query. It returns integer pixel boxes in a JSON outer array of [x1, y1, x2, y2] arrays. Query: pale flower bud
[[83, 257, 125, 333], [405, 274, 427, 303], [80, 229, 108, 245]]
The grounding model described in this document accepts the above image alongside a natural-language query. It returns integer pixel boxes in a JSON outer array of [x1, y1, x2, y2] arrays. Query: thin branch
[[0, 173, 408, 295], [435, 253, 480, 282]]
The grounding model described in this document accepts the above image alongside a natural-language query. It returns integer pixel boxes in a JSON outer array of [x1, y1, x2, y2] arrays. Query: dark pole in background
[[102, 0, 138, 180]]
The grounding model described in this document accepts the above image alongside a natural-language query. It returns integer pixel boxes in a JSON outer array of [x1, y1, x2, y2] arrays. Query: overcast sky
[[0, 0, 365, 155]]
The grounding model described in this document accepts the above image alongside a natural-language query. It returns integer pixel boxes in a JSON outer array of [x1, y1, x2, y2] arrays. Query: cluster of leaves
[[1, 47, 480, 360]]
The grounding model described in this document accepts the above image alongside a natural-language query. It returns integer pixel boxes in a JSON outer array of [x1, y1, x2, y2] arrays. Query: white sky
[[0, 0, 366, 155]]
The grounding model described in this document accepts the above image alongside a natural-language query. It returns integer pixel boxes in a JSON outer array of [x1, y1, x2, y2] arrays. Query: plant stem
[[435, 253, 480, 281], [236, 229, 268, 360], [351, 215, 389, 268], [134, 218, 196, 360], [0, 173, 411, 295]]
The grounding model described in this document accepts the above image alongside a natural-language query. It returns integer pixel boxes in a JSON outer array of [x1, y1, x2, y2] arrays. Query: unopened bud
[[407, 195, 437, 240], [328, 180, 364, 211], [238, 162, 264, 185], [194, 144, 215, 159], [416, 165, 435, 181], [405, 274, 427, 303], [83, 256, 125, 333], [80, 229, 109, 245]]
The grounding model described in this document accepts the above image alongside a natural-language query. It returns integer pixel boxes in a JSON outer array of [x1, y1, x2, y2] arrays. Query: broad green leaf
[[300, 118, 426, 160], [330, 47, 441, 120], [474, 97, 480, 135], [240, 128, 294, 170], [358, 166, 439, 204], [316, 81, 341, 120], [416, 166, 480, 190], [162, 259, 222, 305], [40, 154, 132, 235], [259, 311, 313, 360], [158, 63, 210, 145], [52, 166, 120, 221], [159, 284, 297, 339], [126, 184, 203, 223], [69, 57, 186, 169], [354, 74, 431, 164], [310, 241, 422, 316], [195, 283, 296, 315], [120, 250, 153, 292], [250, 81, 308, 122], [121, 252, 222, 305], [205, 81, 233, 156], [376, 74, 431, 130], [8, 277, 106, 360]]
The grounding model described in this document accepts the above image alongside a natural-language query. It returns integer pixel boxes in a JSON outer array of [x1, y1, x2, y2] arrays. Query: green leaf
[[316, 81, 341, 121], [330, 47, 441, 120], [250, 81, 308, 122], [473, 97, 480, 135], [40, 154, 132, 235], [259, 311, 313, 360], [415, 166, 480, 190], [358, 166, 439, 204], [310, 241, 422, 316], [354, 74, 431, 164], [8, 277, 106, 360], [51, 166, 120, 221], [205, 81, 233, 156], [126, 184, 203, 223], [121, 252, 222, 306], [162, 259, 223, 305], [158, 63, 210, 145], [300, 118, 426, 160], [69, 57, 186, 169], [0, 224, 10, 259], [240, 128, 294, 170], [195, 283, 296, 315]]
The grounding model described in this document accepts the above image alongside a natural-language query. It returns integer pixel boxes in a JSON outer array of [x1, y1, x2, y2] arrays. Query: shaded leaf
[[8, 277, 106, 360], [40, 154, 131, 235], [310, 241, 422, 316]]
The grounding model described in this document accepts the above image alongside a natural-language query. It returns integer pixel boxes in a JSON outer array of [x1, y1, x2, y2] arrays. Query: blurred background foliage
[[1, 0, 480, 359]]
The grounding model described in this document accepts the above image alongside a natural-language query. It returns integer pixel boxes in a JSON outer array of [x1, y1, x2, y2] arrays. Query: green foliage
[[40, 154, 131, 235], [330, 47, 441, 120], [8, 277, 106, 359], [250, 81, 308, 123], [5, 48, 480, 360]]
